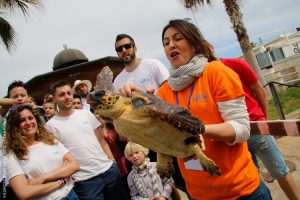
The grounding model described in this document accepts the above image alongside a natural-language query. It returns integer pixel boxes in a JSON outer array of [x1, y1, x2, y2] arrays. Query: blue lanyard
[[175, 82, 195, 109]]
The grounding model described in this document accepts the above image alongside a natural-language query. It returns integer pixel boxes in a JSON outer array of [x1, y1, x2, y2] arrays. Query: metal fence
[[264, 81, 300, 119]]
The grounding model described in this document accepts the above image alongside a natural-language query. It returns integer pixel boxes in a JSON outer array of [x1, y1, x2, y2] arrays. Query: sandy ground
[[265, 136, 300, 200], [178, 136, 300, 200]]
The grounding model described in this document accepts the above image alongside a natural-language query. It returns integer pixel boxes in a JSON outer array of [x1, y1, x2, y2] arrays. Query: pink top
[[104, 129, 131, 177]]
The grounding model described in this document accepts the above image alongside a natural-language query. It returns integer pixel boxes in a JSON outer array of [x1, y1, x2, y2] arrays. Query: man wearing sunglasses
[[113, 34, 169, 94]]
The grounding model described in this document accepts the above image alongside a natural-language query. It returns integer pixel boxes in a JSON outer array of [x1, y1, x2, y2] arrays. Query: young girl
[[124, 141, 173, 200]]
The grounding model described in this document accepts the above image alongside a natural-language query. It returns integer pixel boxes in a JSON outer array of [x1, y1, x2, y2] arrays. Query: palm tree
[[0, 13, 17, 52], [181, 0, 265, 84], [0, 0, 42, 53]]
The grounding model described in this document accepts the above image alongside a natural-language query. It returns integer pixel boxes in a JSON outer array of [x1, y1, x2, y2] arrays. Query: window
[[270, 47, 285, 62], [256, 52, 272, 69]]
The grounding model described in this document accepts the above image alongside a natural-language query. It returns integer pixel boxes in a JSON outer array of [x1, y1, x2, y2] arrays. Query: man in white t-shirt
[[47, 81, 129, 200], [113, 34, 169, 94]]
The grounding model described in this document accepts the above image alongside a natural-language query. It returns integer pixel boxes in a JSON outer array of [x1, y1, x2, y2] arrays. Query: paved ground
[[178, 136, 300, 200]]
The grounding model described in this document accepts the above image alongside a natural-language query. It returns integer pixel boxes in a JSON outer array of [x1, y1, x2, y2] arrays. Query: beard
[[79, 91, 88, 98], [123, 52, 136, 65], [57, 101, 73, 111]]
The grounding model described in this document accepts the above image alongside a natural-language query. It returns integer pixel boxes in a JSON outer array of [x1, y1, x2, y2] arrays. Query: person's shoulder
[[221, 57, 249, 66], [206, 60, 227, 71], [6, 151, 17, 160], [46, 115, 56, 124], [127, 170, 134, 179], [205, 60, 239, 78], [73, 109, 92, 117], [142, 58, 164, 66], [113, 69, 127, 84], [158, 81, 170, 91]]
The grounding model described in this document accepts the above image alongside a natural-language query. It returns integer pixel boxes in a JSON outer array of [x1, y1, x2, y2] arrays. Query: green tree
[[181, 0, 265, 84], [0, 0, 42, 53]]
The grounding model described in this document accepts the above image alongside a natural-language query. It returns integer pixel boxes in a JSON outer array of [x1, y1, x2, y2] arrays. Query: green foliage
[[268, 87, 300, 119], [0, 0, 42, 52]]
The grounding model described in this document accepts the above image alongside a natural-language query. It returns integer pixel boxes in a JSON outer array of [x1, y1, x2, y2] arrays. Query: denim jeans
[[247, 135, 289, 179], [237, 181, 272, 200], [74, 163, 129, 200], [62, 189, 78, 200]]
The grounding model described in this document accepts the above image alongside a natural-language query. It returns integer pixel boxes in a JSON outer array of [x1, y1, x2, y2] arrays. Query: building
[[251, 28, 300, 88], [25, 48, 125, 105]]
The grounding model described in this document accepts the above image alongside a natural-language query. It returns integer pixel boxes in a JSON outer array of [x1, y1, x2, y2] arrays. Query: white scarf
[[168, 54, 208, 91], [132, 157, 161, 198]]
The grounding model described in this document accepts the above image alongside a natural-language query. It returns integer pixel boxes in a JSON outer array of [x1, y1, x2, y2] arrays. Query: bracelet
[[57, 179, 66, 188], [57, 179, 63, 187]]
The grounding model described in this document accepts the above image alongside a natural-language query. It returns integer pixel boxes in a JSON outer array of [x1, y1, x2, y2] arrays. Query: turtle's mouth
[[88, 90, 119, 109]]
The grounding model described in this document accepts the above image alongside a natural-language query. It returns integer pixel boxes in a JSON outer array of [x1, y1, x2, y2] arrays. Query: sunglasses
[[9, 103, 33, 112], [115, 43, 133, 52]]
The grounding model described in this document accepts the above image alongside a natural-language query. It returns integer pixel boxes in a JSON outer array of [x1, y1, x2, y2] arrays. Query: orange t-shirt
[[157, 61, 260, 200]]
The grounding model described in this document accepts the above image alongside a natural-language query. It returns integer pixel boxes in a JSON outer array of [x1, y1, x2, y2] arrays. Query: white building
[[252, 28, 300, 87], [242, 28, 300, 88]]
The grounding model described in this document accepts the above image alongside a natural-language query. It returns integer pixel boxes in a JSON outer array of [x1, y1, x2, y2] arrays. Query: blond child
[[124, 142, 173, 200]]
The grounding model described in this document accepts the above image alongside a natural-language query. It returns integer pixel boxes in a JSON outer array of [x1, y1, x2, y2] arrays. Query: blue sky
[[1, 0, 299, 98]]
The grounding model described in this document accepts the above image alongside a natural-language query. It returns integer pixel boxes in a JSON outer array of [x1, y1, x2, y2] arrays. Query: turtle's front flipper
[[185, 137, 221, 176], [156, 153, 174, 178]]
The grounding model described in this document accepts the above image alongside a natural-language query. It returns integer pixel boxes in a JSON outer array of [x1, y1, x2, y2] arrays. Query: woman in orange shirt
[[121, 19, 272, 200], [158, 19, 272, 200]]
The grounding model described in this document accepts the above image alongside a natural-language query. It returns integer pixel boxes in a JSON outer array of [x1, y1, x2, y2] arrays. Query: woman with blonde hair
[[4, 103, 80, 200]]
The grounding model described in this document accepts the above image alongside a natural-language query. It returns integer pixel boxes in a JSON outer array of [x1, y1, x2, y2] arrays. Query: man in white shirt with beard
[[113, 34, 169, 94]]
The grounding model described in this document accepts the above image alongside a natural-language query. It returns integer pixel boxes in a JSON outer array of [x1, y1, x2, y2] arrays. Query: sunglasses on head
[[115, 43, 133, 52], [9, 103, 33, 112]]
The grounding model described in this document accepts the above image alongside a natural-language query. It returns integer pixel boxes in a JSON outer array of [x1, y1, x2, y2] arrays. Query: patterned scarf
[[168, 54, 208, 91], [132, 157, 161, 198]]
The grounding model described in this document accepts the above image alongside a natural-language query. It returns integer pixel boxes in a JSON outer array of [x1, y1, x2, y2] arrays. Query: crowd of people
[[0, 19, 299, 200]]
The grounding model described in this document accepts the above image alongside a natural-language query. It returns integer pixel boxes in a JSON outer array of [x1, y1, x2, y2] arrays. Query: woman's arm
[[204, 96, 250, 144], [29, 152, 80, 184], [10, 174, 64, 200], [204, 122, 236, 143]]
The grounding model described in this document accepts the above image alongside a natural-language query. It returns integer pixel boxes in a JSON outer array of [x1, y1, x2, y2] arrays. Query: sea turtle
[[88, 66, 221, 177]]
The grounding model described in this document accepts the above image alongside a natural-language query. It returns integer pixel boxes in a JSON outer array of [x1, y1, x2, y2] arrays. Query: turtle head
[[88, 89, 120, 109], [88, 89, 122, 118]]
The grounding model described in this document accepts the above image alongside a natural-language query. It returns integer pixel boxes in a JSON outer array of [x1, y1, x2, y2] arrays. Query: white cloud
[[0, 0, 299, 98]]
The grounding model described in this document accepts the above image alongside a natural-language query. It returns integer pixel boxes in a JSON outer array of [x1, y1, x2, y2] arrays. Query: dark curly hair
[[4, 104, 56, 160]]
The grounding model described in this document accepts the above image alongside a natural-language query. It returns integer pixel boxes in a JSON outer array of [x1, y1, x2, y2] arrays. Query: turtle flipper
[[94, 66, 116, 92], [156, 153, 174, 178], [132, 91, 205, 135], [185, 137, 221, 176]]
